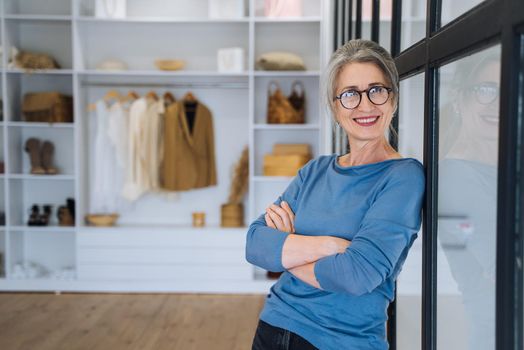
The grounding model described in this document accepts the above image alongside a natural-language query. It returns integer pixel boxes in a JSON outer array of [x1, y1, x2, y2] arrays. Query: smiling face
[[457, 60, 500, 141], [334, 62, 395, 145]]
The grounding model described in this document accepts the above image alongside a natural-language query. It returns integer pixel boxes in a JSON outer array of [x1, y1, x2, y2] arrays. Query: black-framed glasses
[[466, 82, 499, 105], [334, 85, 393, 110]]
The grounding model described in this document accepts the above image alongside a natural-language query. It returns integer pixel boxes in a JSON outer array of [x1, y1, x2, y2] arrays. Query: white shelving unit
[[0, 0, 332, 293]]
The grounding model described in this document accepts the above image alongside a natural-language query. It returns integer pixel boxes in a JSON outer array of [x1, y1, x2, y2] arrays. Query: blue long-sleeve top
[[246, 155, 425, 350]]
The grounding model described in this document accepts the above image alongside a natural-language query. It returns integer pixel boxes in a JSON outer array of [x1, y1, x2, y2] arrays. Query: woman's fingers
[[280, 201, 295, 232], [267, 207, 286, 231], [265, 213, 277, 229], [270, 204, 292, 232]]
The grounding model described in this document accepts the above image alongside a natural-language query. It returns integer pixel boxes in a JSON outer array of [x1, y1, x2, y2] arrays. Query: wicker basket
[[221, 203, 244, 227], [22, 92, 73, 123], [85, 213, 119, 227]]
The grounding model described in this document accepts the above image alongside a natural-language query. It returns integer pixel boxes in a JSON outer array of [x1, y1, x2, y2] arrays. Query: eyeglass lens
[[339, 86, 390, 109], [471, 82, 499, 105]]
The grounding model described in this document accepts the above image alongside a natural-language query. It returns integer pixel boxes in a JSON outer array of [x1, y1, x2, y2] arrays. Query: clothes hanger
[[183, 91, 197, 103], [146, 90, 158, 101], [87, 89, 122, 111], [163, 91, 176, 105], [120, 90, 140, 104]]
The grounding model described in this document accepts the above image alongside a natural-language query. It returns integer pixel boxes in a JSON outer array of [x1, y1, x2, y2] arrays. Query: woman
[[246, 39, 425, 350]]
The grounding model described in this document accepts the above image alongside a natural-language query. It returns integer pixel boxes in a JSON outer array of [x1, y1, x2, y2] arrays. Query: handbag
[[265, 0, 302, 17], [267, 81, 302, 124], [287, 81, 305, 123], [22, 92, 73, 123]]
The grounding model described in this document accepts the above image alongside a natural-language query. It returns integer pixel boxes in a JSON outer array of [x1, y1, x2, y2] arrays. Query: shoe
[[41, 141, 58, 175], [24, 138, 45, 175], [66, 198, 75, 219], [27, 205, 40, 226], [39, 204, 52, 226]]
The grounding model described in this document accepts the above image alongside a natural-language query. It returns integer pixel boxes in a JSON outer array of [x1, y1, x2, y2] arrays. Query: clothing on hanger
[[90, 100, 125, 214], [162, 99, 217, 191], [143, 96, 165, 191], [121, 96, 149, 201]]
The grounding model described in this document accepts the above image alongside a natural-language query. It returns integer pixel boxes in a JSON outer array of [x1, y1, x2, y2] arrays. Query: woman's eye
[[369, 86, 384, 95], [342, 90, 358, 98]]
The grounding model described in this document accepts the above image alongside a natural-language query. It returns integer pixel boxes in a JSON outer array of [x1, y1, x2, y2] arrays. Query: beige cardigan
[[162, 100, 217, 191]]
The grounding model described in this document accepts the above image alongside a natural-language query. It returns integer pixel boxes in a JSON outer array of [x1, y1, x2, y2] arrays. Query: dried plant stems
[[227, 146, 249, 204]]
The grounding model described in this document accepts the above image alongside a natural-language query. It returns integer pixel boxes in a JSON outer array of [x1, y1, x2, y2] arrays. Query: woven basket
[[85, 213, 119, 227], [22, 92, 73, 123], [221, 203, 244, 227], [155, 59, 185, 71]]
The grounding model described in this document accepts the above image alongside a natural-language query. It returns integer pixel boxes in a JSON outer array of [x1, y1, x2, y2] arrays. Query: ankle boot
[[24, 138, 45, 175], [41, 140, 58, 175], [27, 205, 40, 226], [39, 204, 52, 226]]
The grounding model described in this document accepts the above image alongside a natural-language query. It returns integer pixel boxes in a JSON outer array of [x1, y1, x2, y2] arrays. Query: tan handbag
[[22, 92, 73, 123], [267, 81, 300, 124], [287, 81, 305, 123]]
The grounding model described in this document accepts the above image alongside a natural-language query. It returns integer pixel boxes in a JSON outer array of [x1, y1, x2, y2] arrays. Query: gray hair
[[324, 39, 399, 117]]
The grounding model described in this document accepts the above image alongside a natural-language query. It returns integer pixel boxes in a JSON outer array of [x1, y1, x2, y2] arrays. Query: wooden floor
[[0, 293, 265, 350]]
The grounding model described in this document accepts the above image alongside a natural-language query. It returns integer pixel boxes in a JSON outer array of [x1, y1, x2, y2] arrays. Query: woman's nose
[[357, 93, 374, 111]]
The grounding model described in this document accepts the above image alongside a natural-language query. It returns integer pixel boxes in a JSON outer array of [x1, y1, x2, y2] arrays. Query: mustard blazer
[[162, 100, 217, 191]]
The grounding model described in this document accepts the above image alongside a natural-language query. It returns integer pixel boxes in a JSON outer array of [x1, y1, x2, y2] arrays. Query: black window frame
[[333, 0, 524, 349]]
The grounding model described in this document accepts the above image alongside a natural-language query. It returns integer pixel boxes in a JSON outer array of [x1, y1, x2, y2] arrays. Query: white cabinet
[[0, 0, 332, 293]]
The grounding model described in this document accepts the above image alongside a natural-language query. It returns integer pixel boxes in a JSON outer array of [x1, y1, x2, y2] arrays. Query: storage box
[[209, 0, 244, 19], [263, 154, 311, 176], [217, 48, 244, 73], [273, 143, 311, 156]]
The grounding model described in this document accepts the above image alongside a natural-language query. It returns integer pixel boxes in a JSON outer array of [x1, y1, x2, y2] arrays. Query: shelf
[[253, 176, 294, 182], [6, 68, 74, 75], [7, 122, 74, 128], [76, 16, 249, 24], [79, 70, 250, 78], [9, 226, 75, 232], [4, 14, 72, 22], [254, 71, 320, 77], [254, 17, 321, 23], [254, 124, 320, 130], [79, 224, 247, 232], [8, 174, 75, 181]]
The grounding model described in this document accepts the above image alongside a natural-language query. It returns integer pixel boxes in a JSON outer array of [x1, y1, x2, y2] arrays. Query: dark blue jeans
[[252, 320, 318, 350]]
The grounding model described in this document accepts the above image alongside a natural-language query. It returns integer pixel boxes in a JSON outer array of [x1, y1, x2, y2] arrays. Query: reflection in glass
[[396, 73, 424, 350], [441, 0, 485, 27], [438, 45, 501, 350]]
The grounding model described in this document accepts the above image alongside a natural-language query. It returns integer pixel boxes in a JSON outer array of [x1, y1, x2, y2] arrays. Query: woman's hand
[[265, 201, 295, 233]]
